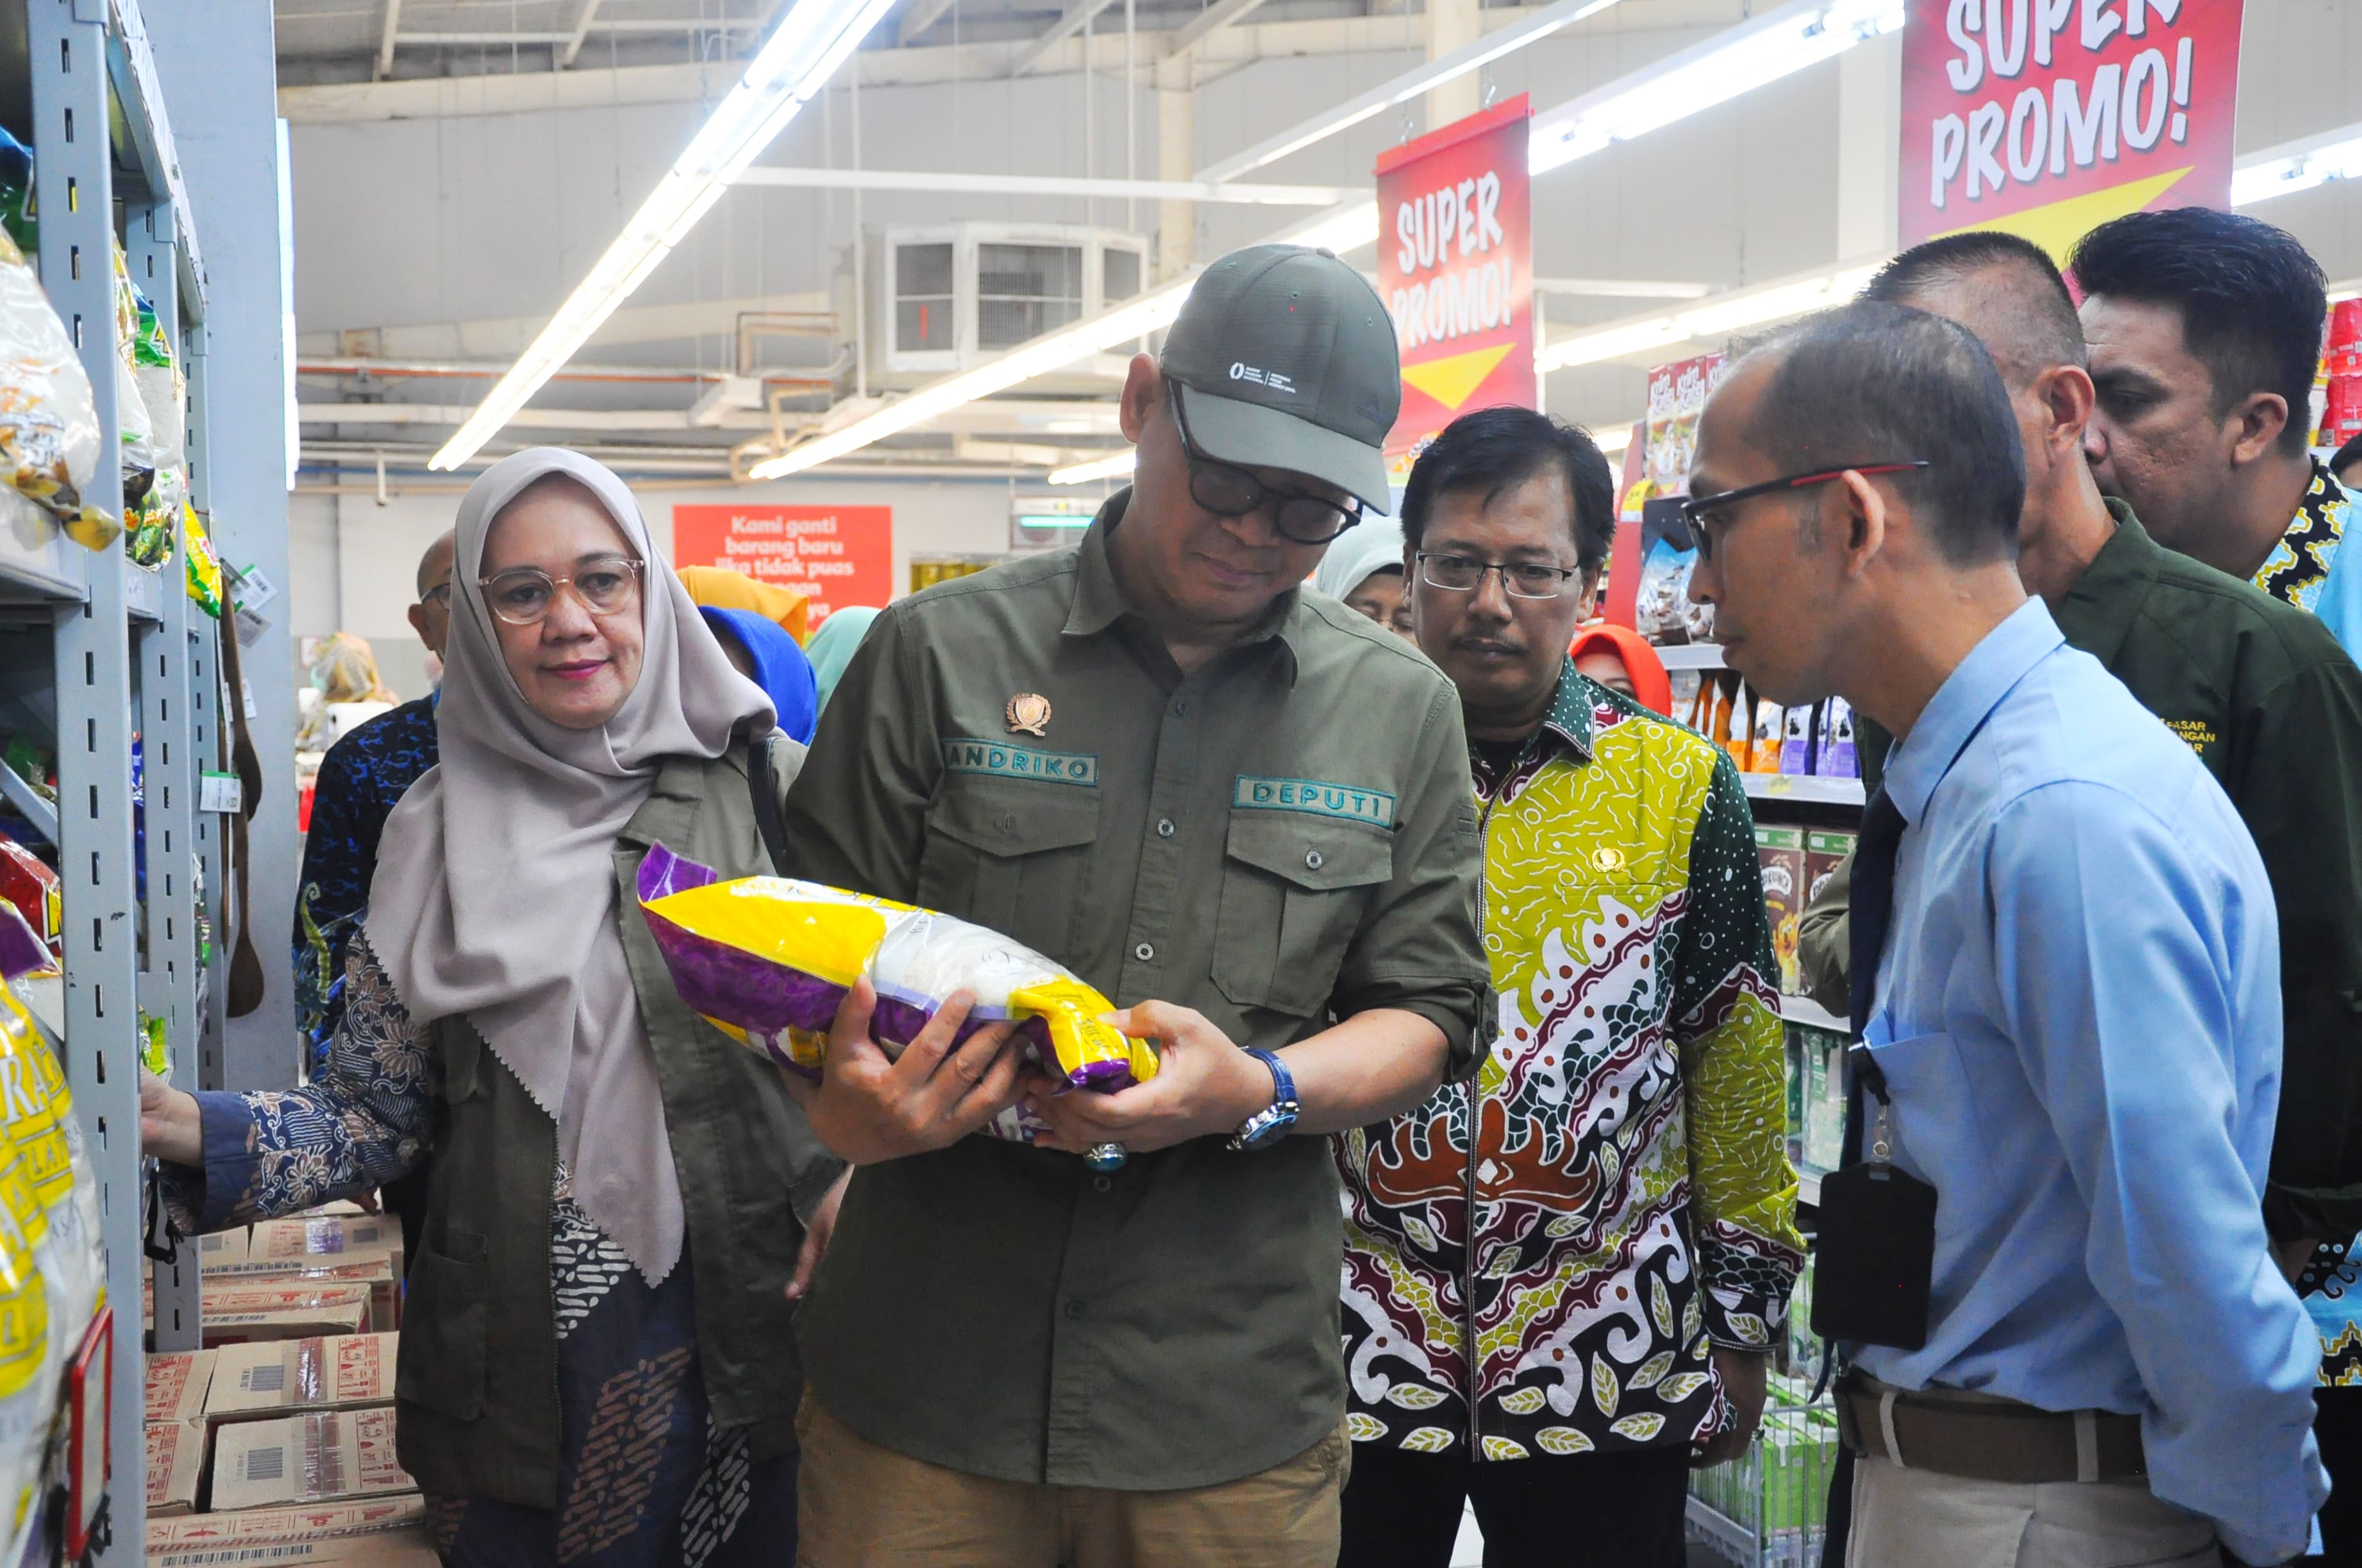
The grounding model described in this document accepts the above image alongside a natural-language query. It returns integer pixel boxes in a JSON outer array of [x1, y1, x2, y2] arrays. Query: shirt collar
[[2048, 496, 2156, 668], [1468, 658, 1596, 794], [1882, 597, 2064, 826], [1061, 486, 1304, 681]]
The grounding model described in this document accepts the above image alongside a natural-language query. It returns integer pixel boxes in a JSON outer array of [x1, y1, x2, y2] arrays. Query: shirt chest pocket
[[916, 783, 1101, 961], [1212, 812, 1394, 1019]]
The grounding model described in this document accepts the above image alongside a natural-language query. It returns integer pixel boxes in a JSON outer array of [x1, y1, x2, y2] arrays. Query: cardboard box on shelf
[[207, 1333, 398, 1421], [146, 1349, 217, 1425], [200, 1255, 399, 1331], [149, 1526, 439, 1567], [145, 1417, 207, 1517], [211, 1407, 415, 1512], [147, 1492, 426, 1555], [249, 1215, 404, 1281], [1804, 829, 1855, 912], [205, 1300, 371, 1345], [198, 1230, 251, 1269]]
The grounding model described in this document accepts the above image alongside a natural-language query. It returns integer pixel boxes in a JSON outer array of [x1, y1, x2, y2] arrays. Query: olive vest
[[390, 738, 842, 1508]]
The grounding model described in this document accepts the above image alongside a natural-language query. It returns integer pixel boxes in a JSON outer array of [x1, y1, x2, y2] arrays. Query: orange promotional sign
[[1899, 0, 2246, 256], [672, 505, 893, 627], [1376, 95, 1536, 474]]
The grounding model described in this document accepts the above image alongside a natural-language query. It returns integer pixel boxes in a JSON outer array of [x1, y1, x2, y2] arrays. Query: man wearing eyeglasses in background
[[1687, 299, 2324, 1566], [1332, 406, 1802, 1567], [778, 244, 1489, 1567]]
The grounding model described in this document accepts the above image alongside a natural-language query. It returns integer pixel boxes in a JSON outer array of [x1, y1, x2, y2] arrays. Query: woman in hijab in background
[[139, 449, 865, 1567], [1310, 516, 1413, 642], [700, 605, 820, 744], [803, 605, 880, 714]]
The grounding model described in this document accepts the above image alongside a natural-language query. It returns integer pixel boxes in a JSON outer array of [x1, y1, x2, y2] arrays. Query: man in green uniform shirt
[[777, 244, 1490, 1567], [1802, 230, 2362, 1290]]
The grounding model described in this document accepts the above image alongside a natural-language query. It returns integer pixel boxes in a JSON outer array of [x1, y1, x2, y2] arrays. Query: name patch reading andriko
[[942, 738, 1100, 786], [1233, 776, 1396, 828]]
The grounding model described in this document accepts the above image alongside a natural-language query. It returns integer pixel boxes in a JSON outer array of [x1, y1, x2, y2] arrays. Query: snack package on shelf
[[0, 839, 58, 969], [1633, 538, 1696, 642], [185, 501, 226, 617], [635, 846, 1158, 1151], [1748, 697, 1784, 773], [108, 246, 157, 510], [0, 227, 116, 549], [1779, 705, 1814, 776], [1755, 826, 1805, 994], [1721, 678, 1753, 771], [1804, 830, 1854, 912], [1818, 698, 1859, 779]]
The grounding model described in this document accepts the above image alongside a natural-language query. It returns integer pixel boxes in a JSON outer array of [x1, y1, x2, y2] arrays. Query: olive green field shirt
[[1838, 502, 2362, 1242], [780, 492, 1489, 1490]]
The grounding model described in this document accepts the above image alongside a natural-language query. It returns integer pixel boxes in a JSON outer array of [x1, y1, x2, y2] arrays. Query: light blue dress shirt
[[1850, 597, 2327, 1564]]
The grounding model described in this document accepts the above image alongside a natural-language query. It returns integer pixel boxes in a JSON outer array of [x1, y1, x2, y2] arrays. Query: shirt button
[[1066, 1299, 1089, 1319], [1157, 818, 1176, 838], [1305, 849, 1325, 870], [1172, 698, 1190, 717], [1135, 942, 1155, 962], [1093, 1175, 1112, 1194]]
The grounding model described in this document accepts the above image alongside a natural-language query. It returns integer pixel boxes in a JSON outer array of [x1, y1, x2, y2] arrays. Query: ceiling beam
[[898, 0, 960, 47], [560, 0, 603, 67], [374, 0, 401, 80], [1164, 0, 1273, 58], [1010, 0, 1123, 76], [730, 165, 1353, 204]]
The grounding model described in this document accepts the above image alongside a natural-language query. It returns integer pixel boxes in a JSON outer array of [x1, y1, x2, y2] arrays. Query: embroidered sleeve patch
[[1233, 776, 1396, 828], [942, 738, 1099, 786], [2162, 718, 2218, 755]]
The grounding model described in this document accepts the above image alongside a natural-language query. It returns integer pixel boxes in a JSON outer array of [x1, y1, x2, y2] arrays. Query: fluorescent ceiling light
[[1048, 451, 1136, 485], [426, 0, 900, 471], [730, 167, 1357, 205], [1538, 259, 1886, 372], [1530, 0, 1904, 177], [1196, 0, 1626, 184], [2231, 124, 2362, 208]]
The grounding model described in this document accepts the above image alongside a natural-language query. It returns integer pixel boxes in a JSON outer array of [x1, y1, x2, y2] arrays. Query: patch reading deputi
[[1233, 776, 1396, 828], [942, 738, 1099, 787]]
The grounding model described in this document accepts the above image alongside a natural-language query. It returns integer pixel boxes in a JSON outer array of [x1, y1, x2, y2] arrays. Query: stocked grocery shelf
[[1742, 773, 1864, 807]]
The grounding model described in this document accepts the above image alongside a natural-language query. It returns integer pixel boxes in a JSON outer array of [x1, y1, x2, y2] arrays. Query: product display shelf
[[1777, 996, 1846, 1033], [15, 0, 229, 1557], [1741, 774, 1864, 808], [1654, 642, 1729, 671], [1685, 1394, 1838, 1568]]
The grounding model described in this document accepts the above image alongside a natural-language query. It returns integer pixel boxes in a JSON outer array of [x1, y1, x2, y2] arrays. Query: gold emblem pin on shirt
[[1006, 694, 1053, 737], [1593, 846, 1626, 873]]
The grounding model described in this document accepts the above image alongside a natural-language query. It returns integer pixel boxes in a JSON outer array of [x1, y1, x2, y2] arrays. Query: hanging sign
[[1376, 95, 1536, 477], [1900, 0, 2246, 256], [672, 505, 893, 628]]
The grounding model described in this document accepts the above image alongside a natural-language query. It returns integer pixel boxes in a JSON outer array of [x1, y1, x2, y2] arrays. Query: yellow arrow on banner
[[1402, 342, 1517, 412], [1933, 166, 2194, 263]]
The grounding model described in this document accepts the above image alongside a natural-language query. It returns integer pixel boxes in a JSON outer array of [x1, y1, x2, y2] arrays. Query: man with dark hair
[[2072, 207, 2362, 649], [1334, 405, 1802, 1567], [1808, 236, 2362, 1560], [2334, 432, 2362, 495], [1690, 299, 2324, 1565], [781, 244, 1489, 1567]]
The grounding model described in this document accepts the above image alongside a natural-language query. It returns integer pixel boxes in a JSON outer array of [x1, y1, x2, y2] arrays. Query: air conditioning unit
[[860, 222, 1148, 382]]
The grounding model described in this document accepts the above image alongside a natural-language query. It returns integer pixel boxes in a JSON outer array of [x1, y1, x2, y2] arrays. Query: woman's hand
[[1025, 1002, 1272, 1156], [800, 980, 1026, 1165], [140, 1071, 203, 1168], [785, 1167, 853, 1303]]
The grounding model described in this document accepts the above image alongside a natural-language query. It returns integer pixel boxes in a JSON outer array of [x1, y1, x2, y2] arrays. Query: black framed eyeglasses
[[419, 583, 453, 610], [1414, 552, 1584, 601], [1168, 384, 1363, 546], [1679, 462, 1932, 562]]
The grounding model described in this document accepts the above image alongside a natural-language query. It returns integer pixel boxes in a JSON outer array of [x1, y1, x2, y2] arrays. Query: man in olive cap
[[781, 244, 1489, 1565]]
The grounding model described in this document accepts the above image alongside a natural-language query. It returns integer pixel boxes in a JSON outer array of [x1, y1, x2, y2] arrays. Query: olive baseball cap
[[1159, 244, 1401, 511]]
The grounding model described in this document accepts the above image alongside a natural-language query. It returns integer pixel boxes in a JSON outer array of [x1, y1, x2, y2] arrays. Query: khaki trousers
[[794, 1394, 1351, 1568], [1847, 1454, 2219, 1568]]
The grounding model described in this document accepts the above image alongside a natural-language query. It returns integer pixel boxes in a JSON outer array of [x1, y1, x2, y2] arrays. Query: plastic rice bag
[[0, 979, 101, 1372], [0, 228, 112, 546], [637, 846, 1157, 1153]]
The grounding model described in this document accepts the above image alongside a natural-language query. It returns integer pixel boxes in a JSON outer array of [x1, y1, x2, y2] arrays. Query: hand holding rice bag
[[637, 846, 1157, 1154]]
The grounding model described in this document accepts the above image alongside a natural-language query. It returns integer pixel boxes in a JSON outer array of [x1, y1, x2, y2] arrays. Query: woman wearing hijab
[[802, 605, 880, 714], [1566, 621, 1673, 715], [676, 563, 810, 642], [1309, 517, 1412, 642], [138, 449, 877, 1567], [700, 605, 820, 744]]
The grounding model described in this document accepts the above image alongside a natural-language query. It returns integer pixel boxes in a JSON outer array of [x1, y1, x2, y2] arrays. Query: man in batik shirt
[[2073, 207, 2362, 1557], [1334, 408, 1803, 1568]]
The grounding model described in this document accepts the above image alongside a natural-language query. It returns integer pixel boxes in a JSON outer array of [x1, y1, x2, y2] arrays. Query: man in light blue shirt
[[1688, 300, 2326, 1565]]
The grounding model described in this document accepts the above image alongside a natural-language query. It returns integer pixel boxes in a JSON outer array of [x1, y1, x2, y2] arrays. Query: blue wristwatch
[[1228, 1048, 1300, 1151]]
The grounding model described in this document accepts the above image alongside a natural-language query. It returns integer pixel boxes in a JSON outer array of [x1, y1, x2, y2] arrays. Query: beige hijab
[[367, 449, 773, 1283]]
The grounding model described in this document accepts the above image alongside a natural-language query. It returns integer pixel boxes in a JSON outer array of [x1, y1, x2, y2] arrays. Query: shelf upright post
[[180, 317, 226, 1096], [29, 0, 150, 1544], [129, 199, 203, 1355]]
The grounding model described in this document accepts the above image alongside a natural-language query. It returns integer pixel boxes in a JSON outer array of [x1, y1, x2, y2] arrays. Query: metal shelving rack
[[15, 0, 229, 1556]]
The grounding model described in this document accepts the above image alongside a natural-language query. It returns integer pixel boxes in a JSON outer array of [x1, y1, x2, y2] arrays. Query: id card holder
[[1809, 1052, 1938, 1350]]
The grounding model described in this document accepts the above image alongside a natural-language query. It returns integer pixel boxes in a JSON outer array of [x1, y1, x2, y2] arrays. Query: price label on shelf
[[199, 772, 244, 815]]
